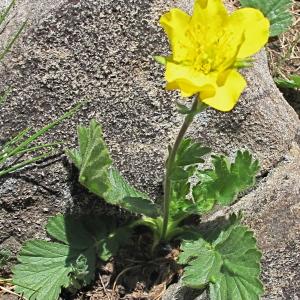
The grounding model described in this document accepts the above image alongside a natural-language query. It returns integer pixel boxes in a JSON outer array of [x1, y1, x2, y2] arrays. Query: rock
[[161, 280, 209, 300], [161, 280, 202, 300], [203, 143, 300, 300], [0, 0, 299, 299]]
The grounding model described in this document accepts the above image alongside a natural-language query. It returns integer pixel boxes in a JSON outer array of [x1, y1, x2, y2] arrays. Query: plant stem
[[161, 98, 205, 240]]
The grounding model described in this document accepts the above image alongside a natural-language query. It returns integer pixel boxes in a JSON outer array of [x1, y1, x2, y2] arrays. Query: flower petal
[[227, 8, 270, 59], [192, 0, 228, 30], [165, 62, 215, 97], [201, 70, 246, 112], [159, 8, 192, 62]]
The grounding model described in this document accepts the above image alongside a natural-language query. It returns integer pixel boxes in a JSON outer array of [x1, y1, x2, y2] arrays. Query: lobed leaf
[[13, 215, 97, 300], [169, 138, 211, 219], [67, 120, 158, 217], [193, 150, 259, 212], [67, 119, 112, 197], [98, 227, 132, 261], [179, 222, 263, 299], [107, 168, 159, 217], [240, 0, 293, 37], [175, 138, 211, 167], [13, 214, 131, 300]]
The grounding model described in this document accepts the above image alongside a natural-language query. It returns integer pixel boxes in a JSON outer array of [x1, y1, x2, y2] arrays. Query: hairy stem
[[161, 98, 205, 240]]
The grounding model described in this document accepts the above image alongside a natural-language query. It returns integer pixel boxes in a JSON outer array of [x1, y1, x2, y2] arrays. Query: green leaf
[[168, 138, 211, 219], [98, 227, 132, 261], [106, 168, 159, 217], [169, 178, 192, 219], [179, 238, 222, 288], [67, 119, 112, 197], [193, 150, 259, 211], [231, 150, 260, 191], [13, 240, 73, 300], [13, 214, 97, 300], [179, 224, 263, 300], [240, 0, 293, 37], [176, 138, 211, 167], [275, 75, 300, 89], [67, 120, 159, 218], [169, 166, 189, 181]]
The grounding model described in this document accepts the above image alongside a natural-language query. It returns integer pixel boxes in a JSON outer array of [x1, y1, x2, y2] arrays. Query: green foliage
[[168, 138, 211, 219], [66, 119, 112, 196], [13, 215, 95, 300], [240, 0, 293, 37], [275, 75, 300, 89], [175, 138, 211, 167], [193, 150, 259, 210], [97, 226, 132, 261], [107, 168, 159, 217], [13, 214, 130, 300], [0, 102, 82, 177], [67, 120, 159, 218], [169, 148, 259, 221], [179, 221, 263, 300]]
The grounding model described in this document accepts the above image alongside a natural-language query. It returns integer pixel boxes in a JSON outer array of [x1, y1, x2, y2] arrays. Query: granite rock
[[0, 0, 299, 299]]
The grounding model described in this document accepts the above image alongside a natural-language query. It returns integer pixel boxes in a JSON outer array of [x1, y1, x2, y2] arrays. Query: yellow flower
[[159, 0, 270, 111]]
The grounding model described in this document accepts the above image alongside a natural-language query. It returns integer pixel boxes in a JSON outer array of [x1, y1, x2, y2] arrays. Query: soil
[[70, 233, 182, 300]]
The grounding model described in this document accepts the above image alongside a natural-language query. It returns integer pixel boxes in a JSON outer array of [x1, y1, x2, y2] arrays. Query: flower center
[[194, 50, 214, 74], [187, 26, 239, 74]]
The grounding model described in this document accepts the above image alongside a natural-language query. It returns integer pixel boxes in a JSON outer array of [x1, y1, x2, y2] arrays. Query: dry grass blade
[[99, 274, 111, 300], [267, 1, 300, 78], [0, 284, 24, 299]]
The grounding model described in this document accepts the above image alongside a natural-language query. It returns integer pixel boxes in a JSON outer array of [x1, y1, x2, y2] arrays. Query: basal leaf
[[13, 214, 131, 300], [98, 227, 132, 261], [240, 0, 293, 36], [83, 216, 131, 261], [13, 215, 97, 300], [67, 119, 112, 198], [193, 150, 259, 211], [46, 214, 95, 249], [180, 223, 263, 300], [13, 240, 72, 300], [67, 120, 158, 218]]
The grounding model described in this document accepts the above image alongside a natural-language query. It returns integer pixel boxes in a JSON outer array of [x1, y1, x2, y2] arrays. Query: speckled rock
[[161, 280, 206, 300], [0, 0, 299, 299]]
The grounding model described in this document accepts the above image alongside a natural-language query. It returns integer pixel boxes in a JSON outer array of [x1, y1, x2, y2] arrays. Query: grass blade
[[7, 102, 83, 158], [0, 151, 54, 177], [0, 0, 15, 27], [0, 20, 27, 61]]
